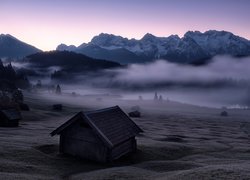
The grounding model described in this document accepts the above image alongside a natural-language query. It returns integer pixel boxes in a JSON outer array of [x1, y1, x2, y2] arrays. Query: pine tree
[[154, 92, 158, 101], [159, 95, 163, 102], [246, 87, 250, 106], [55, 84, 61, 95], [12, 89, 23, 103]]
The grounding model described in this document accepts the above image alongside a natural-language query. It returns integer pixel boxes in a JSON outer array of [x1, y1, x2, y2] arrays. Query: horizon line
[[1, 29, 249, 51]]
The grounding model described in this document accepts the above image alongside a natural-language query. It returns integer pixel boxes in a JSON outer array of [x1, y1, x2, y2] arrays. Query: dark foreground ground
[[1, 92, 250, 180]]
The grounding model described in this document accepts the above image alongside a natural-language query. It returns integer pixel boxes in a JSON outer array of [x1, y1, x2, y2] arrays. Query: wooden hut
[[51, 106, 143, 162], [0, 109, 21, 127]]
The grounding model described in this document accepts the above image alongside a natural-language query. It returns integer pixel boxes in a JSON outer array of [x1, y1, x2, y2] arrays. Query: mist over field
[[112, 56, 250, 85], [99, 56, 250, 107], [17, 55, 248, 108], [2, 0, 250, 178]]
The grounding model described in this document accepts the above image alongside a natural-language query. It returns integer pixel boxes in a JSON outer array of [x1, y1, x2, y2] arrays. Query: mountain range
[[0, 34, 41, 59], [1, 30, 250, 64], [57, 30, 250, 64]]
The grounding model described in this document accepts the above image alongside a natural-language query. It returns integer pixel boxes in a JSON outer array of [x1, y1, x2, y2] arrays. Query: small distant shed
[[19, 103, 30, 111], [51, 106, 143, 162], [220, 111, 228, 117], [0, 109, 21, 127], [52, 104, 63, 111], [129, 111, 141, 118]]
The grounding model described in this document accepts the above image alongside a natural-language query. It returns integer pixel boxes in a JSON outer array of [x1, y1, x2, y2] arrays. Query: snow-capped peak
[[141, 33, 157, 41], [55, 30, 250, 64], [184, 30, 250, 56], [91, 33, 128, 47]]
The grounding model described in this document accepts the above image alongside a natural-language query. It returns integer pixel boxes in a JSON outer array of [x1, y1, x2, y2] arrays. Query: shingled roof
[[51, 106, 143, 148]]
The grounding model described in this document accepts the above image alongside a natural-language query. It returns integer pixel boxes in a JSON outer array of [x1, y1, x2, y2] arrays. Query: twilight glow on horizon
[[1, 0, 250, 51]]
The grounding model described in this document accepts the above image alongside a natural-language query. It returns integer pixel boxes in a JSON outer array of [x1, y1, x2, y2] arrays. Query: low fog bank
[[70, 55, 250, 107], [11, 55, 250, 89], [109, 56, 250, 87], [62, 55, 250, 91], [59, 85, 248, 108], [12, 55, 250, 108]]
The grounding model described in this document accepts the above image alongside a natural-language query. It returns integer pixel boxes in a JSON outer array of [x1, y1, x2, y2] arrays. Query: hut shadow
[[35, 143, 195, 169]]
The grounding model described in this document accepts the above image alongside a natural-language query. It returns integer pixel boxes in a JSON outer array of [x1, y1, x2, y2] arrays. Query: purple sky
[[1, 0, 250, 50]]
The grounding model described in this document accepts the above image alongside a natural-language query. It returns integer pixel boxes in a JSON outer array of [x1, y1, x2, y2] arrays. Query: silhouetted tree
[[55, 84, 61, 95], [16, 75, 30, 89], [0, 91, 10, 105], [6, 63, 17, 80], [246, 87, 250, 106], [12, 89, 23, 103], [159, 95, 163, 102], [154, 92, 158, 101]]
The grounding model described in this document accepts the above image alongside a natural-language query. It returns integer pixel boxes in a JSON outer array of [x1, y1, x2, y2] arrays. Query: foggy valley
[[9, 55, 250, 108], [1, 0, 250, 179], [1, 33, 250, 180]]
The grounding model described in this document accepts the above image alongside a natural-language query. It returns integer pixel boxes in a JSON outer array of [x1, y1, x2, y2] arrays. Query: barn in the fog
[[51, 106, 143, 162], [0, 109, 21, 127]]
